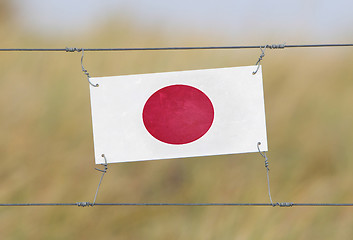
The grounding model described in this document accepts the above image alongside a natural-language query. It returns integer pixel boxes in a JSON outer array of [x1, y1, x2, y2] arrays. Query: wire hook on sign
[[92, 154, 109, 206], [257, 142, 274, 206], [80, 49, 99, 87], [252, 46, 267, 75]]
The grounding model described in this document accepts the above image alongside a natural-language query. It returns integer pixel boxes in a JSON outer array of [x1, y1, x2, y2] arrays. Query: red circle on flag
[[143, 84, 214, 145]]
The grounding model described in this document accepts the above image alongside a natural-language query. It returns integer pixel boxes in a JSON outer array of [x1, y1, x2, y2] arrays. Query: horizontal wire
[[1, 202, 353, 207], [0, 203, 78, 206], [0, 44, 353, 52]]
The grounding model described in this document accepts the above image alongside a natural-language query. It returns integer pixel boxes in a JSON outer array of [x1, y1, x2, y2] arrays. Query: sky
[[10, 0, 353, 42]]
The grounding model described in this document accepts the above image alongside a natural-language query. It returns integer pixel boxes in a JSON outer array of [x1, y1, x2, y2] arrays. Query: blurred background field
[[1, 0, 353, 239]]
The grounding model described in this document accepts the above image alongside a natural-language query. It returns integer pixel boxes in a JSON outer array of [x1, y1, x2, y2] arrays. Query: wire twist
[[267, 44, 286, 49], [252, 43, 285, 75], [80, 49, 99, 87], [65, 47, 82, 52], [252, 46, 267, 75], [76, 202, 92, 207], [275, 202, 294, 207]]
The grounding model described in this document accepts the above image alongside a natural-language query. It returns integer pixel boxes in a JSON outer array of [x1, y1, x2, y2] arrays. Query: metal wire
[[252, 46, 267, 75], [1, 202, 353, 207], [257, 142, 273, 205], [80, 49, 99, 87], [92, 154, 108, 205], [0, 203, 78, 206], [0, 43, 353, 52]]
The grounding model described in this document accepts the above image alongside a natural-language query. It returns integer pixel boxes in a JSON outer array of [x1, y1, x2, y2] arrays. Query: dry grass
[[1, 16, 353, 240]]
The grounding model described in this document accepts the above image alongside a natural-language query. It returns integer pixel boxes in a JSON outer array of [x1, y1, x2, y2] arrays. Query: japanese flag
[[89, 66, 267, 164]]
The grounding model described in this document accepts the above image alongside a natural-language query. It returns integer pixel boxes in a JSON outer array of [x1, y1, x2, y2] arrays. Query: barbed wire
[[0, 43, 352, 52]]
